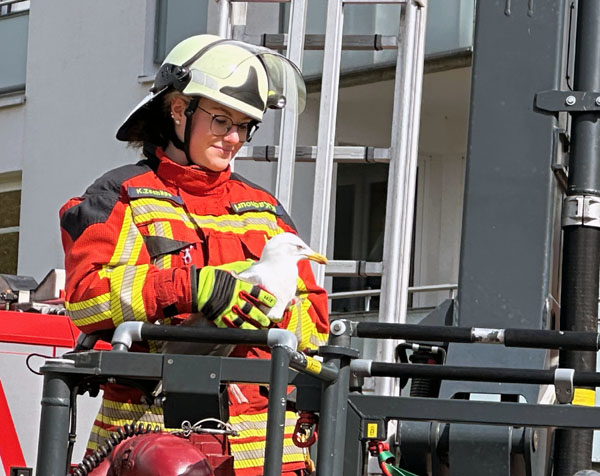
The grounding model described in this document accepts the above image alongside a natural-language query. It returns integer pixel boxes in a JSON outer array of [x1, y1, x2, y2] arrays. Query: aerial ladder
[[31, 1, 600, 476]]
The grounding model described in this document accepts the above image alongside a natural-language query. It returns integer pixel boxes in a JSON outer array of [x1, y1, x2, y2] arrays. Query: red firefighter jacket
[[59, 144, 329, 475]]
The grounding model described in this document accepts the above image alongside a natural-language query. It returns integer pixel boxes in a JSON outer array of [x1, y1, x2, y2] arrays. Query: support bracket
[[536, 90, 600, 112], [562, 195, 600, 228], [554, 368, 575, 404]]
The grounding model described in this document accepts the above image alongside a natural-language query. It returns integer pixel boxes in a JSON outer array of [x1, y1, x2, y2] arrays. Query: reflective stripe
[[87, 399, 165, 451], [110, 265, 149, 326], [131, 198, 284, 237], [149, 221, 174, 269], [66, 293, 111, 325], [131, 198, 195, 229], [190, 212, 282, 236], [109, 207, 144, 266], [230, 439, 306, 469]]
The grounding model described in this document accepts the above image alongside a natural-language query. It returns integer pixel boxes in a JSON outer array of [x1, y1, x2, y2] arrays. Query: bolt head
[[565, 95, 576, 106], [209, 373, 216, 379], [167, 358, 174, 364], [596, 97, 600, 106]]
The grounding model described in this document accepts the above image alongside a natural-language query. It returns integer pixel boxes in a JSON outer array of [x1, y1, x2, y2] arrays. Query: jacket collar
[[143, 143, 231, 195]]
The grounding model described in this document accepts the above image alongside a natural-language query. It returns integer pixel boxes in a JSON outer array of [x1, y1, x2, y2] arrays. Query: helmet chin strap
[[170, 97, 199, 166]]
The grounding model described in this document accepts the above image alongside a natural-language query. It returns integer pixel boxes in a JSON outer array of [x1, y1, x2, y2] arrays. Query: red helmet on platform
[[107, 433, 214, 476]]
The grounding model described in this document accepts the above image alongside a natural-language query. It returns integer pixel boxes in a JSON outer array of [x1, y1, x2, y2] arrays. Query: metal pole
[[217, 0, 230, 38], [275, 0, 307, 210], [309, 0, 344, 286], [316, 321, 357, 476], [263, 345, 292, 476], [555, 1, 600, 473], [36, 359, 75, 476], [376, 0, 427, 398]]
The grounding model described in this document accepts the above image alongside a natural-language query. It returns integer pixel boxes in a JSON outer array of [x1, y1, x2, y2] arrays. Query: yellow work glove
[[196, 261, 276, 330]]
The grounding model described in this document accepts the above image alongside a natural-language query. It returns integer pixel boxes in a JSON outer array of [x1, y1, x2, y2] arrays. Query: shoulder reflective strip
[[130, 199, 194, 226], [573, 388, 596, 406], [109, 265, 149, 326], [0, 379, 26, 472]]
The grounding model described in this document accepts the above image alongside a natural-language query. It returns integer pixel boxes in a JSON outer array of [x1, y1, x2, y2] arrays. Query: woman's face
[[171, 97, 251, 171]]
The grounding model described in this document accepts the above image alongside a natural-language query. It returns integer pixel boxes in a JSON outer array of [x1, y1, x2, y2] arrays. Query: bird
[[237, 232, 328, 322], [161, 232, 327, 356]]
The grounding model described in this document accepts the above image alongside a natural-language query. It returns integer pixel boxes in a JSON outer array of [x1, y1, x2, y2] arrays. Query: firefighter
[[60, 34, 328, 476]]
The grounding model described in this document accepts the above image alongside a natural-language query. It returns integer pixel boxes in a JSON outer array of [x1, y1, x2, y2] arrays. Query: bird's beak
[[307, 251, 328, 265]]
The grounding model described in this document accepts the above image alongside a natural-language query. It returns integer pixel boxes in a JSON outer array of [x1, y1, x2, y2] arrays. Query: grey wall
[[17, 0, 152, 279]]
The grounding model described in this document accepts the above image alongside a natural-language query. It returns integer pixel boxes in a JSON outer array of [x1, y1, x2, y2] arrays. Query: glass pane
[[0, 232, 18, 275], [0, 191, 21, 228], [154, 0, 209, 64], [0, 11, 28, 93]]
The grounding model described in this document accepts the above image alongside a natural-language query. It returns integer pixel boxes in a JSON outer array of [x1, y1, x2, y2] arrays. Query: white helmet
[[117, 34, 306, 148]]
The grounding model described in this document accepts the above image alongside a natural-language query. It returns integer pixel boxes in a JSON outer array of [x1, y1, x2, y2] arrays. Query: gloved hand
[[196, 261, 277, 330]]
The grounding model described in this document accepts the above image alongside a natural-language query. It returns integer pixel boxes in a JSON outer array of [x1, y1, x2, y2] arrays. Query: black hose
[[71, 423, 162, 476]]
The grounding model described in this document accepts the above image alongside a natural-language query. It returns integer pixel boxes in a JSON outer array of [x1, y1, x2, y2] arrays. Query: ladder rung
[[237, 145, 391, 163], [344, 0, 407, 4], [325, 260, 383, 277], [235, 33, 398, 51]]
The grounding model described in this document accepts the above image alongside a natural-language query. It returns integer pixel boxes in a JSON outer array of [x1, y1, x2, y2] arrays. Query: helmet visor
[[187, 40, 306, 114]]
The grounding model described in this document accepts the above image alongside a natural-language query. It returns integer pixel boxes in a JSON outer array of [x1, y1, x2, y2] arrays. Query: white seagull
[[237, 232, 327, 322]]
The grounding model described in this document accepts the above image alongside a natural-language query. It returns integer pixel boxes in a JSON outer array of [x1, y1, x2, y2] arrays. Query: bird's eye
[[296, 245, 303, 251]]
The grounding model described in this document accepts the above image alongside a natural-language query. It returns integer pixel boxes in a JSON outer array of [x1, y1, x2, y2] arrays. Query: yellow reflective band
[[103, 399, 160, 412], [230, 410, 296, 424], [573, 388, 596, 406], [190, 211, 283, 236], [109, 207, 137, 265], [109, 265, 149, 326], [233, 452, 305, 470], [66, 293, 111, 311], [230, 424, 297, 440], [148, 221, 174, 269], [231, 440, 305, 469], [130, 198, 194, 228], [66, 294, 112, 326]]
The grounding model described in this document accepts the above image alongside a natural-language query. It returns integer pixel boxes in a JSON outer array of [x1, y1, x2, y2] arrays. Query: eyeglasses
[[196, 105, 259, 142]]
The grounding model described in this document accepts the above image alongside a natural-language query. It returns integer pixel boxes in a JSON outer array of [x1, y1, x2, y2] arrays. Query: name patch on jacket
[[127, 187, 184, 205], [231, 200, 281, 215]]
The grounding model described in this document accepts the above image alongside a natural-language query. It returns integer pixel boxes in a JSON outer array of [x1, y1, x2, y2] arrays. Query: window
[[0, 172, 22, 274], [154, 0, 209, 64], [0, 0, 29, 94]]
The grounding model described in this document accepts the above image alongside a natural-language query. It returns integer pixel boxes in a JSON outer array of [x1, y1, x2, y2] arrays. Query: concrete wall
[[17, 0, 153, 279]]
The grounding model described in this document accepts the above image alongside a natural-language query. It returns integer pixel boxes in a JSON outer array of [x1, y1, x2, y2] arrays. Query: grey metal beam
[[349, 394, 600, 430]]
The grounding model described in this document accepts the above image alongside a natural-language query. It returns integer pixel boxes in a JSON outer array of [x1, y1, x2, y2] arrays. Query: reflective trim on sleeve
[[109, 265, 150, 326], [66, 293, 112, 326]]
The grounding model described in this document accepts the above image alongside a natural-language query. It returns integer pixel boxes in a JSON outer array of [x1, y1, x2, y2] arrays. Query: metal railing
[[328, 283, 458, 312]]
